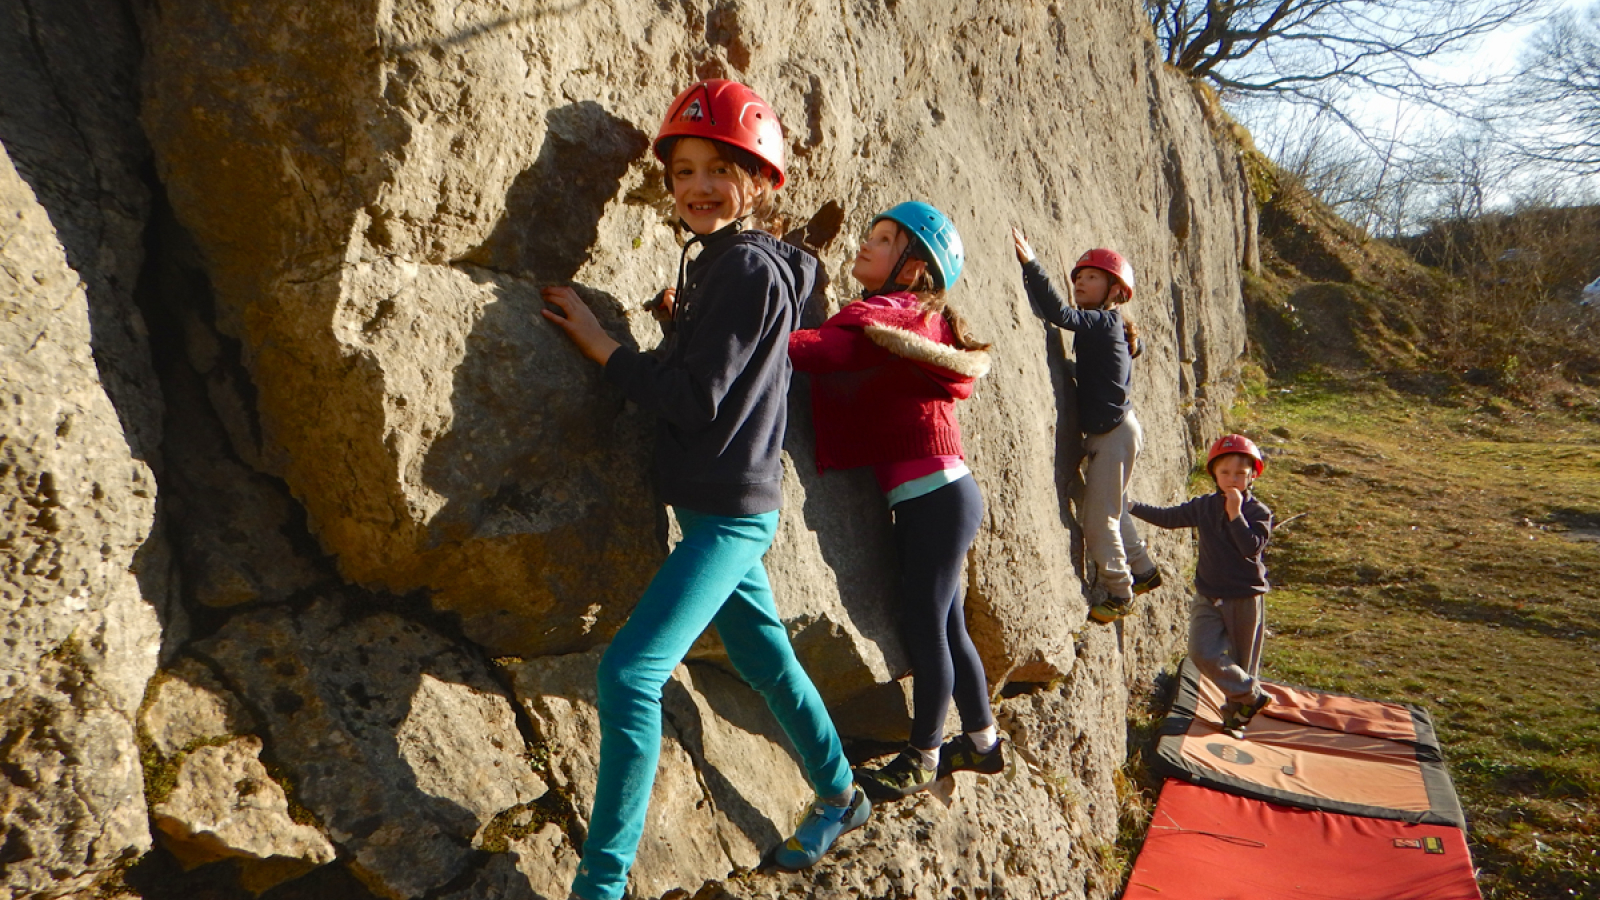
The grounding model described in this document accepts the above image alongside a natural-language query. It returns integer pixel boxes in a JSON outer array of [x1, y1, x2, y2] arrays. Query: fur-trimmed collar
[[864, 324, 991, 379]]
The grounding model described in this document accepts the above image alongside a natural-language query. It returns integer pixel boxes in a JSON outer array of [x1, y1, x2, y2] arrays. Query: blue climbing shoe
[[770, 788, 870, 871]]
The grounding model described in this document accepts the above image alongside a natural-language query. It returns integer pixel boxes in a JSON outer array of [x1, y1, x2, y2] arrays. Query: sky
[[1232, 0, 1599, 216]]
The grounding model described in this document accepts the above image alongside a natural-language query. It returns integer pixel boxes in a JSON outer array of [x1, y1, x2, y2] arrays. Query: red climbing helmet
[[1207, 433, 1265, 476], [1071, 248, 1136, 301], [653, 79, 787, 188]]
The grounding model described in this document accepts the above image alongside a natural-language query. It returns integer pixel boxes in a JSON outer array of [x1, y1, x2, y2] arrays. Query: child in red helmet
[[790, 202, 1005, 801], [1012, 229, 1161, 624], [542, 80, 865, 899], [1131, 434, 1275, 738]]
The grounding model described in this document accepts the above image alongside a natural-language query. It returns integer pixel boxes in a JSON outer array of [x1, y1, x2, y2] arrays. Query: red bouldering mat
[[1154, 660, 1467, 827], [1124, 780, 1482, 900]]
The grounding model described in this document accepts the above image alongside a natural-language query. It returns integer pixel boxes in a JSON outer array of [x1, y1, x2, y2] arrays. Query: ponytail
[[940, 303, 992, 352]]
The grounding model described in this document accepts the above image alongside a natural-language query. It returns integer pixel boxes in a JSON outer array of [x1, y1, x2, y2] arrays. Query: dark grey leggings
[[891, 475, 995, 750]]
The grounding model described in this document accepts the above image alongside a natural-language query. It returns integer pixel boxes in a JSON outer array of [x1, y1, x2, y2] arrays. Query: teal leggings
[[571, 508, 852, 900]]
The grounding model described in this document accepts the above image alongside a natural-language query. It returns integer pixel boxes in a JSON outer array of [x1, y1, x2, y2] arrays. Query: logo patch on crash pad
[[1393, 837, 1446, 854], [1205, 743, 1255, 765]]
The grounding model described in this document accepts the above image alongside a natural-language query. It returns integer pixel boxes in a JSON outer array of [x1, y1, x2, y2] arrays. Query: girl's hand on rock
[[542, 286, 621, 365], [646, 287, 676, 323], [1011, 227, 1036, 264]]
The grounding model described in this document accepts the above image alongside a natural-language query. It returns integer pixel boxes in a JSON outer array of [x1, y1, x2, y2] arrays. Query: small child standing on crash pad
[[789, 202, 1004, 801], [1131, 434, 1275, 738], [1012, 229, 1161, 624], [541, 79, 866, 900]]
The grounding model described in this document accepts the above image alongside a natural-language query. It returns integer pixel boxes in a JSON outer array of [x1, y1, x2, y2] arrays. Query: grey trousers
[[1189, 593, 1265, 706], [1080, 412, 1154, 598]]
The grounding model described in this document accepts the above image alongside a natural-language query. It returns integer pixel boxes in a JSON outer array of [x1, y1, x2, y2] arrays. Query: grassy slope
[[1234, 375, 1600, 899], [1111, 124, 1598, 896]]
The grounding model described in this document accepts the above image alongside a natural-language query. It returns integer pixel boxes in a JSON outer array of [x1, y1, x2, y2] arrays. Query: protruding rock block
[[152, 737, 338, 894], [187, 598, 548, 898]]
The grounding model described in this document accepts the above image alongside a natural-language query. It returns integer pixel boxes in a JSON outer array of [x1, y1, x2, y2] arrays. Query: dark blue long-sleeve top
[[1020, 259, 1134, 435], [1132, 492, 1273, 599], [604, 228, 816, 516]]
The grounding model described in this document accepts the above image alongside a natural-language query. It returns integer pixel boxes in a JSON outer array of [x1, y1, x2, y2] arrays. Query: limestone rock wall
[[138, 0, 1250, 687], [1, 1, 169, 896], [0, 0, 1254, 897]]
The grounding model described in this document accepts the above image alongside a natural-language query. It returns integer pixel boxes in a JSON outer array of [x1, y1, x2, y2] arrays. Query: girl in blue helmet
[[789, 202, 1004, 799], [542, 80, 866, 899]]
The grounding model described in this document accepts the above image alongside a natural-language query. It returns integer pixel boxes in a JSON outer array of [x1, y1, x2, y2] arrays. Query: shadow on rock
[[377, 98, 667, 658], [1041, 326, 1088, 583], [460, 101, 651, 282]]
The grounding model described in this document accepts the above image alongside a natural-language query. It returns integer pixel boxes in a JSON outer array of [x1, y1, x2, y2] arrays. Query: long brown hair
[[896, 264, 991, 352], [1096, 279, 1140, 353]]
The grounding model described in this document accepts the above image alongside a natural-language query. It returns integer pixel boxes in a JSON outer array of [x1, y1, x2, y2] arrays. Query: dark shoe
[[1131, 567, 1164, 595], [936, 733, 1007, 778], [1089, 594, 1135, 624], [770, 788, 871, 871], [854, 747, 936, 800], [1221, 691, 1272, 739]]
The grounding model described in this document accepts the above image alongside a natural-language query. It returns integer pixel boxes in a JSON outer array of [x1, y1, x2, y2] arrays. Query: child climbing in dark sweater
[[1012, 230, 1161, 624], [542, 79, 865, 899], [1132, 434, 1275, 738]]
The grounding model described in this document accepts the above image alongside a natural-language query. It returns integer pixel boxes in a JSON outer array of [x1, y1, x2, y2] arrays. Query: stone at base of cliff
[[152, 736, 337, 894], [183, 596, 549, 899]]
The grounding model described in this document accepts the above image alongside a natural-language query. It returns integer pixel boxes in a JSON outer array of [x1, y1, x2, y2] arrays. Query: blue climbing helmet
[[871, 201, 965, 290]]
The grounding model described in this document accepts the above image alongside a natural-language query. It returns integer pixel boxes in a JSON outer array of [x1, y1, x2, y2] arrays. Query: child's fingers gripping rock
[[541, 286, 618, 363], [1011, 227, 1036, 264], [646, 287, 676, 323]]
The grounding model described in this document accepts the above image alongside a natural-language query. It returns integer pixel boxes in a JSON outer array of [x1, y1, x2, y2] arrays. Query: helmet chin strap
[[861, 245, 915, 299], [673, 217, 746, 305]]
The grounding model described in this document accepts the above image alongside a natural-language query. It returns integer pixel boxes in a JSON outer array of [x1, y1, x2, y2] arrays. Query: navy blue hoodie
[[604, 228, 816, 516], [1020, 259, 1134, 435], [1131, 492, 1273, 599]]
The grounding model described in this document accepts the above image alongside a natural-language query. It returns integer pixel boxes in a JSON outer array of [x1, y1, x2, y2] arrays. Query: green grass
[[1236, 373, 1600, 899]]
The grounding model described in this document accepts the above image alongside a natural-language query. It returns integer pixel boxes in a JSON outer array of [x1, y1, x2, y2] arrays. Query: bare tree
[[1149, 0, 1542, 109], [1417, 125, 1515, 221], [1505, 2, 1600, 173], [1251, 101, 1372, 201], [1243, 99, 1451, 235]]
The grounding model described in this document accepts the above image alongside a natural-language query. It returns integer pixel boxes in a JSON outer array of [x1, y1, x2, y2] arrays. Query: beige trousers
[[1080, 411, 1154, 599]]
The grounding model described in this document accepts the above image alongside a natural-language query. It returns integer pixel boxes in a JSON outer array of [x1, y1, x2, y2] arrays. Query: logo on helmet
[[681, 99, 704, 121]]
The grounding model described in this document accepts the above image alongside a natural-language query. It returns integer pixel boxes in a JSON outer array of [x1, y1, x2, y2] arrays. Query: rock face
[[178, 596, 550, 899], [0, 0, 1256, 897], [0, 1, 167, 894], [137, 0, 1249, 682], [0, 136, 160, 900]]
